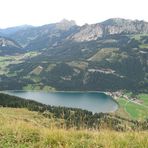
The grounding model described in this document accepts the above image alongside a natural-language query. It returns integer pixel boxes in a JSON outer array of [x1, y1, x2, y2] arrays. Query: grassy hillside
[[1, 92, 148, 131], [115, 93, 148, 120], [0, 107, 148, 148]]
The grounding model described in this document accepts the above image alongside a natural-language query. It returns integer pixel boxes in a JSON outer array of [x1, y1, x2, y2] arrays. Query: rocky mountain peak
[[60, 19, 76, 25], [55, 19, 77, 30]]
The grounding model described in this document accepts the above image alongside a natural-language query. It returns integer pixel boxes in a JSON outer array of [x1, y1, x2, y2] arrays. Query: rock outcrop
[[69, 18, 148, 42]]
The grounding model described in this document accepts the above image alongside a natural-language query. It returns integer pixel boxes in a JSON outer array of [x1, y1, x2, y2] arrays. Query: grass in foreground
[[0, 107, 148, 148]]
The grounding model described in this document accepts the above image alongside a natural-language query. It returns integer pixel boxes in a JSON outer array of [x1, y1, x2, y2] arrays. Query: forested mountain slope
[[0, 18, 147, 92]]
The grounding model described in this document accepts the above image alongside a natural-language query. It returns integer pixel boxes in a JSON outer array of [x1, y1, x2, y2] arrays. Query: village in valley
[[106, 91, 148, 120]]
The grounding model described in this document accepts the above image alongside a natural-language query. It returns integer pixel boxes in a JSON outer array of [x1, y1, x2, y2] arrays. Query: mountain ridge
[[69, 18, 148, 42], [1, 18, 148, 47], [1, 18, 148, 30]]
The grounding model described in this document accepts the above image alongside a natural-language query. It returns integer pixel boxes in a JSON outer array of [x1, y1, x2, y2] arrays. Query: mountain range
[[0, 18, 148, 92]]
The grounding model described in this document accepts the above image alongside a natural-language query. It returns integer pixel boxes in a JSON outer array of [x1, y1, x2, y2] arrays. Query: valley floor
[[114, 93, 148, 120], [0, 107, 148, 148]]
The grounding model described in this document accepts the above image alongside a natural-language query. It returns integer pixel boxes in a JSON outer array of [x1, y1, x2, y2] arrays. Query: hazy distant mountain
[[0, 25, 33, 35], [1, 18, 148, 49], [6, 19, 78, 48], [0, 36, 23, 55]]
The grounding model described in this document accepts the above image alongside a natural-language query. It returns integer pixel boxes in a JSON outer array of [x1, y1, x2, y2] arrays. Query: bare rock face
[[69, 18, 148, 42], [103, 18, 148, 34], [69, 24, 103, 41], [55, 19, 76, 30]]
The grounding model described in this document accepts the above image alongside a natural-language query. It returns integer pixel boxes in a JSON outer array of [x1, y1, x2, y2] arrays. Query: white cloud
[[0, 0, 147, 28]]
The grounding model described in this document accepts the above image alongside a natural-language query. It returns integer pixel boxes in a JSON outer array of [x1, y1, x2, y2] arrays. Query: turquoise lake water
[[4, 91, 118, 113]]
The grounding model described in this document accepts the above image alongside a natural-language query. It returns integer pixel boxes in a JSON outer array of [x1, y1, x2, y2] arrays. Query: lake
[[4, 91, 118, 113]]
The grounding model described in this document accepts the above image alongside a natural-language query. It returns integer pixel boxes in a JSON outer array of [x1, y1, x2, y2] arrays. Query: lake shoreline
[[1, 90, 118, 113], [0, 89, 117, 99]]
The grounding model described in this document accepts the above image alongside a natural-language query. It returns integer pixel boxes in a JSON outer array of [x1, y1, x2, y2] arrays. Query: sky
[[0, 0, 147, 28]]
